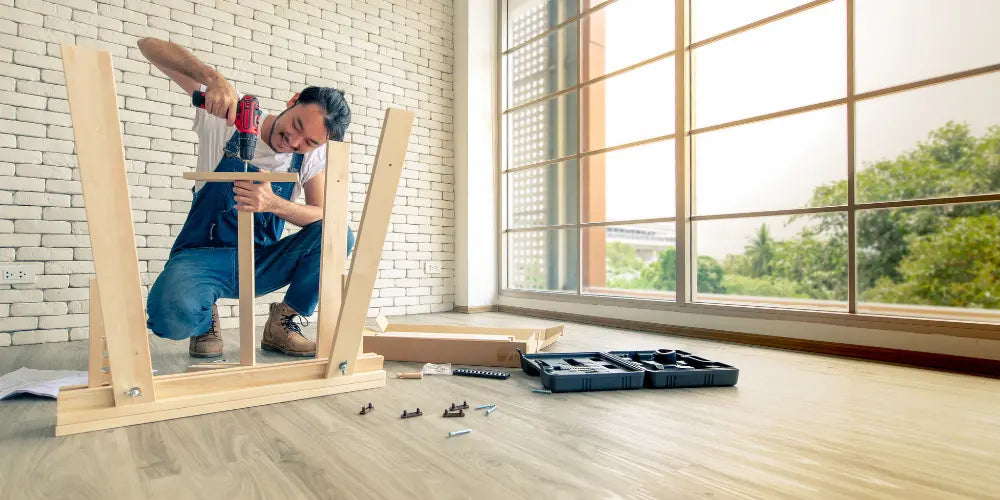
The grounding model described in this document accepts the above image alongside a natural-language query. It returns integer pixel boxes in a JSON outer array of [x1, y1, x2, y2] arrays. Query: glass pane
[[507, 22, 579, 108], [692, 0, 846, 128], [695, 106, 847, 215], [507, 91, 579, 169], [507, 0, 580, 50], [582, 223, 677, 297], [855, 0, 1000, 93], [855, 73, 1000, 204], [582, 0, 672, 82], [858, 202, 1000, 323], [507, 229, 579, 291], [582, 57, 674, 150], [581, 140, 675, 223], [691, 0, 810, 43], [694, 213, 848, 310], [508, 161, 580, 228]]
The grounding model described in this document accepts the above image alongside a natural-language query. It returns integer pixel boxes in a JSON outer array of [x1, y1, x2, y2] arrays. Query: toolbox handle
[[515, 348, 542, 376]]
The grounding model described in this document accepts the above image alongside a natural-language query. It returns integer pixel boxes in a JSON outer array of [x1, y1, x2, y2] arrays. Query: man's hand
[[203, 74, 239, 125], [233, 181, 279, 213]]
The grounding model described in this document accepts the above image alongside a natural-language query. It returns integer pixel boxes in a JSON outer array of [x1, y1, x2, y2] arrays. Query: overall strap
[[223, 131, 240, 158]]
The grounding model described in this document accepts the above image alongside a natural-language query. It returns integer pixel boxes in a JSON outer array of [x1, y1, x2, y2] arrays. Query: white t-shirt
[[191, 86, 326, 201]]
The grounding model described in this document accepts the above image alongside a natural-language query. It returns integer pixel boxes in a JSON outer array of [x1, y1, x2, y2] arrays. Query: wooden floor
[[1, 312, 998, 499]]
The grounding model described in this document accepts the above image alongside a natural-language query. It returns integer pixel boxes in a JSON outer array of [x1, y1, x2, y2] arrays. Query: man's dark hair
[[297, 86, 351, 142]]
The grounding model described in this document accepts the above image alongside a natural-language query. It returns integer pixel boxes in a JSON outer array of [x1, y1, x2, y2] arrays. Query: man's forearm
[[270, 198, 323, 227], [137, 37, 219, 89]]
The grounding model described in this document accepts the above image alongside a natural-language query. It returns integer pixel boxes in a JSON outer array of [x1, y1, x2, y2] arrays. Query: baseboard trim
[[498, 305, 1000, 378], [453, 305, 499, 314]]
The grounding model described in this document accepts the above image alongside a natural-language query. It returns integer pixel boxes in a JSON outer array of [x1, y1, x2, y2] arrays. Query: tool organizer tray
[[517, 349, 739, 393]]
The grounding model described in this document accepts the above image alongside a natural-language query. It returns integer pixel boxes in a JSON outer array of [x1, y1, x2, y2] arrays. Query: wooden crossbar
[[58, 44, 413, 435]]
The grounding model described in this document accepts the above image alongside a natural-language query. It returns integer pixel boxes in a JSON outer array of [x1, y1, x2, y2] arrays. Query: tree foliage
[[602, 122, 999, 310]]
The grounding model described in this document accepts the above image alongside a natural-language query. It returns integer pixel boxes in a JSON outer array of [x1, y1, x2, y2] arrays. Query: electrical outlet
[[424, 261, 442, 274], [0, 265, 35, 284]]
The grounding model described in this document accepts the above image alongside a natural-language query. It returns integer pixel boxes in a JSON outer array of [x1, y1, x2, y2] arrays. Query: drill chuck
[[239, 134, 258, 164]]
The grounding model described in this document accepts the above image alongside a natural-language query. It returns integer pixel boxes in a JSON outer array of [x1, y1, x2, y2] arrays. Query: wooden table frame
[[55, 45, 415, 436]]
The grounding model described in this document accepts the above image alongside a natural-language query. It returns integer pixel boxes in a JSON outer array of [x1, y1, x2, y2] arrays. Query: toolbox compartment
[[518, 348, 738, 393]]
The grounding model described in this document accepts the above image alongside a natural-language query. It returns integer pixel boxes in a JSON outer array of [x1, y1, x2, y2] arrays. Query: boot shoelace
[[281, 314, 310, 336]]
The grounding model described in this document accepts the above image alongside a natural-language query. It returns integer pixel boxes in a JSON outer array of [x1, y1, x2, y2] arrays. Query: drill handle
[[192, 90, 206, 108]]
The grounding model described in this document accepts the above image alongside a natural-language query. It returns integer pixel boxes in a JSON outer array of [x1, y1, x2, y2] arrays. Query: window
[[500, 0, 1000, 325]]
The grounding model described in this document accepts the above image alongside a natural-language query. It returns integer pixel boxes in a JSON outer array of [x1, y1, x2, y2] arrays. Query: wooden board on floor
[[61, 44, 155, 406], [325, 108, 415, 378], [361, 318, 563, 367]]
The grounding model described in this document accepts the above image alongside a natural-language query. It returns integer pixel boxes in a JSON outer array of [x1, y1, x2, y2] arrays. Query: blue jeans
[[146, 221, 354, 340]]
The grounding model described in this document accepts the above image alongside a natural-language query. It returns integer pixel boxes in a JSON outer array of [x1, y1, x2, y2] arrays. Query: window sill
[[499, 288, 1000, 340]]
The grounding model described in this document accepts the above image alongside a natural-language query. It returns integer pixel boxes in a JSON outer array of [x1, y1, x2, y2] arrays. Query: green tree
[[696, 255, 727, 293], [640, 247, 676, 291], [745, 224, 775, 278], [632, 247, 726, 293], [864, 215, 1000, 308], [606, 241, 644, 279], [809, 122, 1000, 291]]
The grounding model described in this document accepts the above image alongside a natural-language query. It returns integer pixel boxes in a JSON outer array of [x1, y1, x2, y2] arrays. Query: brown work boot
[[261, 302, 316, 357], [189, 304, 223, 358]]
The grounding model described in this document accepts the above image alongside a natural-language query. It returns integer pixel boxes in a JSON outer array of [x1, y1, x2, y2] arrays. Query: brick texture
[[0, 0, 455, 345]]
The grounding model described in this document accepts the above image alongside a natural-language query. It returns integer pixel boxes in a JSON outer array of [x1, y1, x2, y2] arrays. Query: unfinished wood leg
[[87, 279, 111, 388], [326, 108, 414, 378], [62, 45, 154, 405], [316, 141, 350, 359], [238, 210, 255, 366]]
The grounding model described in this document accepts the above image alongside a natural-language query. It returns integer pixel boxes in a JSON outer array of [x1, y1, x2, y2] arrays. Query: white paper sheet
[[0, 367, 89, 400]]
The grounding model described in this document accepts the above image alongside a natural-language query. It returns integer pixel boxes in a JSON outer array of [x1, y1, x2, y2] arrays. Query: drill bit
[[244, 160, 248, 173]]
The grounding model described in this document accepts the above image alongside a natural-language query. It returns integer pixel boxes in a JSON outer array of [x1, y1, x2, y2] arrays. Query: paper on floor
[[0, 367, 88, 400], [421, 362, 453, 375]]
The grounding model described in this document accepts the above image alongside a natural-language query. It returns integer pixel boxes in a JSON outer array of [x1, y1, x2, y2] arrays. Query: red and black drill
[[192, 90, 262, 172]]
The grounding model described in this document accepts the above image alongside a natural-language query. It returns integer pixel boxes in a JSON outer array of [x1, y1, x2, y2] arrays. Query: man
[[138, 37, 354, 358]]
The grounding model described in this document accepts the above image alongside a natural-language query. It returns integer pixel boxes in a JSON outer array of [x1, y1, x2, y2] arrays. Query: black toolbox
[[518, 348, 739, 393]]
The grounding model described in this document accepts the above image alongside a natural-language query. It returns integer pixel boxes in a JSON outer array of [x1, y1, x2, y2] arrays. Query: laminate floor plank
[[1, 312, 998, 499]]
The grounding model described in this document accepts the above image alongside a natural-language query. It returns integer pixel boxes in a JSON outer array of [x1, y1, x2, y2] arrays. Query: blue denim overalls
[[146, 132, 354, 340]]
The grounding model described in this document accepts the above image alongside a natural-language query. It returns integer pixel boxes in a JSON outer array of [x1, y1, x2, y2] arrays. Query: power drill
[[192, 91, 261, 172]]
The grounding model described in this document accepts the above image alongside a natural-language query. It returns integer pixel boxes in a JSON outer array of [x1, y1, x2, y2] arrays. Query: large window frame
[[496, 0, 1000, 339]]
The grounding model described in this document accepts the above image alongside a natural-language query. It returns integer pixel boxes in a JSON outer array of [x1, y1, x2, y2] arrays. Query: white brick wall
[[1, 0, 456, 345]]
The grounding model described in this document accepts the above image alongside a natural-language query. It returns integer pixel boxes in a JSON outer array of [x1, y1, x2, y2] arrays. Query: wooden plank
[[386, 323, 547, 338], [186, 353, 383, 375], [315, 141, 351, 359], [326, 108, 415, 378], [57, 356, 385, 422], [362, 335, 530, 367], [540, 325, 564, 349], [61, 44, 154, 406], [87, 279, 110, 388], [238, 211, 255, 366], [370, 332, 518, 341], [55, 371, 386, 436], [182, 172, 298, 182], [186, 362, 241, 373]]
